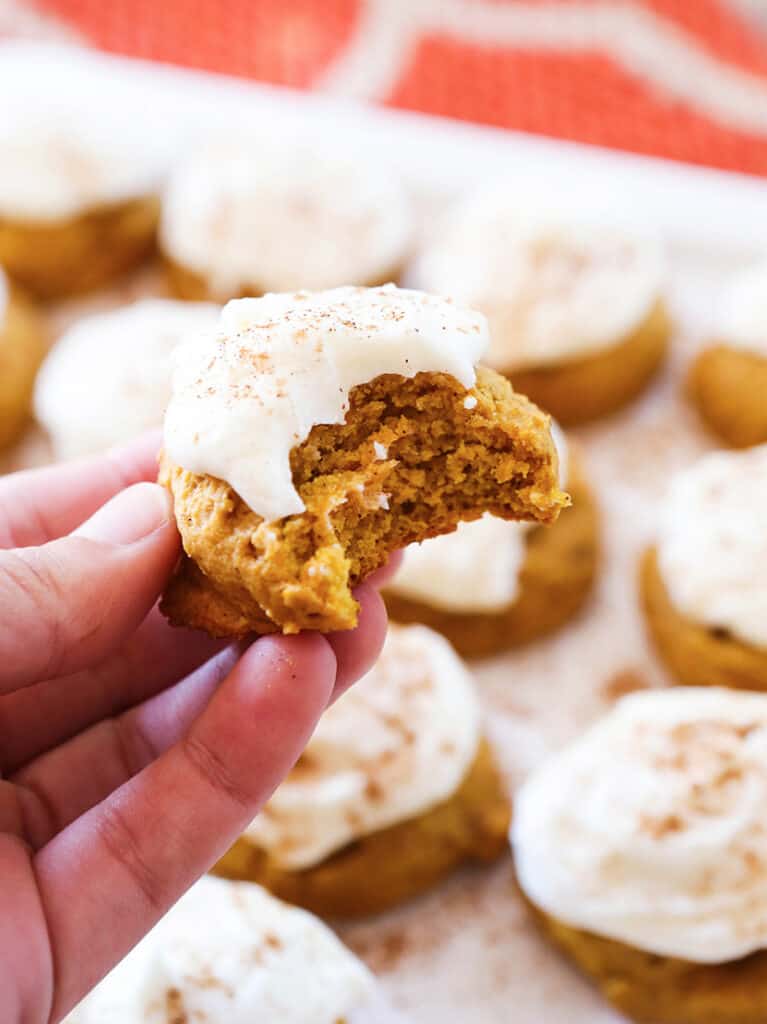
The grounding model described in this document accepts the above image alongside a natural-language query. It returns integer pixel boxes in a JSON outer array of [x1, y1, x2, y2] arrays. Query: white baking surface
[[3, 41, 767, 1024]]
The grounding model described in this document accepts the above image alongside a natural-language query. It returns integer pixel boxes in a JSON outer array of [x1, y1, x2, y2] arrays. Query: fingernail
[[75, 482, 173, 546]]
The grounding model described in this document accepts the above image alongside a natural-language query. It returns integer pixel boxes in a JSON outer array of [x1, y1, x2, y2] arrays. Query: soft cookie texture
[[385, 452, 598, 658], [0, 277, 46, 450], [160, 286, 567, 637], [161, 367, 566, 635]]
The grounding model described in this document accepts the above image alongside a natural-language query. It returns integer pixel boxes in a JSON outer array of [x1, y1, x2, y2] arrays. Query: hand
[[0, 434, 393, 1024]]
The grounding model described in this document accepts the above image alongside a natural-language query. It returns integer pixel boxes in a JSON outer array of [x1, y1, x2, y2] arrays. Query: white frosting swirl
[[245, 624, 481, 869], [389, 425, 569, 613], [657, 445, 767, 649], [0, 106, 168, 221], [164, 285, 488, 522], [415, 189, 664, 370], [513, 687, 767, 963], [35, 299, 220, 459], [64, 877, 377, 1024], [160, 142, 412, 296], [716, 261, 767, 358]]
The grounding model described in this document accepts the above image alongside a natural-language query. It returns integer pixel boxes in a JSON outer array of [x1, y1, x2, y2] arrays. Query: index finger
[[0, 431, 162, 549]]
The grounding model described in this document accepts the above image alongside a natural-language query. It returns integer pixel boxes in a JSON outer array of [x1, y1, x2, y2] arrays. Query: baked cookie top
[[512, 686, 767, 963], [715, 261, 767, 358], [0, 105, 169, 222], [244, 624, 481, 869], [160, 142, 412, 296], [64, 876, 376, 1024], [657, 445, 767, 649], [35, 299, 220, 459], [164, 284, 488, 523], [414, 187, 664, 370], [388, 423, 569, 613]]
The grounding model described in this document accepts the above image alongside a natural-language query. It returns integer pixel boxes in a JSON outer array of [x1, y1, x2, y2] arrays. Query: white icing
[[716, 261, 767, 358], [159, 142, 412, 296], [35, 299, 220, 459], [415, 189, 664, 370], [513, 687, 767, 964], [64, 877, 376, 1024], [164, 285, 488, 523], [0, 105, 170, 221], [244, 624, 482, 869], [657, 445, 767, 649], [388, 423, 569, 613]]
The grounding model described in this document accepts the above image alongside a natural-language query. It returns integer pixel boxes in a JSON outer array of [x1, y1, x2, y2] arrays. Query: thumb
[[0, 483, 179, 694]]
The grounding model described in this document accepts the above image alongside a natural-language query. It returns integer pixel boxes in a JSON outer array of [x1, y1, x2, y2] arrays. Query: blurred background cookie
[[385, 426, 599, 658], [688, 262, 767, 449], [512, 687, 767, 1024], [413, 188, 671, 425], [0, 271, 45, 451], [160, 141, 413, 301], [214, 624, 510, 916], [640, 446, 767, 692], [34, 298, 219, 460], [65, 876, 382, 1023], [0, 106, 166, 299]]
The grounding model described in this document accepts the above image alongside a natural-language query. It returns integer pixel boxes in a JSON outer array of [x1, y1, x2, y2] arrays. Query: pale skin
[[0, 434, 395, 1024]]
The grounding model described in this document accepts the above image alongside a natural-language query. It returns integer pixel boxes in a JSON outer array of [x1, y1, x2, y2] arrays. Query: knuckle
[[182, 733, 252, 810], [0, 550, 64, 677], [96, 800, 165, 914]]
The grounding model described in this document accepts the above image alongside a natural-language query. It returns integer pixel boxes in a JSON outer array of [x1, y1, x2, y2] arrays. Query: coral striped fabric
[[8, 0, 767, 175]]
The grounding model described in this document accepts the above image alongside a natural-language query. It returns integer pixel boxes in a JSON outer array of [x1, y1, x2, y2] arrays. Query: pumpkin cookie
[[0, 108, 165, 299], [160, 142, 412, 301], [641, 446, 767, 691], [160, 285, 568, 637], [414, 189, 671, 424], [688, 263, 767, 448], [65, 876, 380, 1023], [35, 299, 219, 460], [0, 273, 46, 450], [214, 625, 510, 917], [385, 430, 599, 658], [512, 687, 767, 1024]]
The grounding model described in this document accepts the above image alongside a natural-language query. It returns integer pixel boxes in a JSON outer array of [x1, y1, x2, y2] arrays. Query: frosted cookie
[[385, 427, 599, 658], [641, 446, 767, 692], [159, 142, 412, 301], [0, 271, 46, 450], [0, 107, 165, 299], [64, 876, 385, 1024], [35, 299, 219, 460], [513, 687, 767, 1024], [160, 285, 568, 637], [214, 624, 510, 916], [414, 190, 671, 424], [688, 262, 767, 448]]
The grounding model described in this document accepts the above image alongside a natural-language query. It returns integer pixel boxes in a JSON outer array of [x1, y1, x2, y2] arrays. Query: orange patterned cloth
[[7, 0, 767, 175]]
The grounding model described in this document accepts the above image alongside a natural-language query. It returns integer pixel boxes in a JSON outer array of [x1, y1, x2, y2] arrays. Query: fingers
[[11, 576, 388, 842], [0, 608, 223, 773], [365, 549, 402, 589], [326, 582, 388, 700], [0, 431, 161, 550], [36, 633, 336, 1019], [0, 483, 179, 695]]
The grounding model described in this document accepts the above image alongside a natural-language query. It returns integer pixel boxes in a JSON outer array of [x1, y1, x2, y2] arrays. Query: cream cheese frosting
[[0, 107, 168, 221], [716, 261, 767, 358], [35, 299, 220, 459], [164, 285, 488, 522], [512, 687, 767, 964], [415, 189, 664, 371], [64, 876, 377, 1024], [244, 624, 482, 869], [388, 423, 569, 613], [159, 142, 412, 296], [656, 445, 767, 649]]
